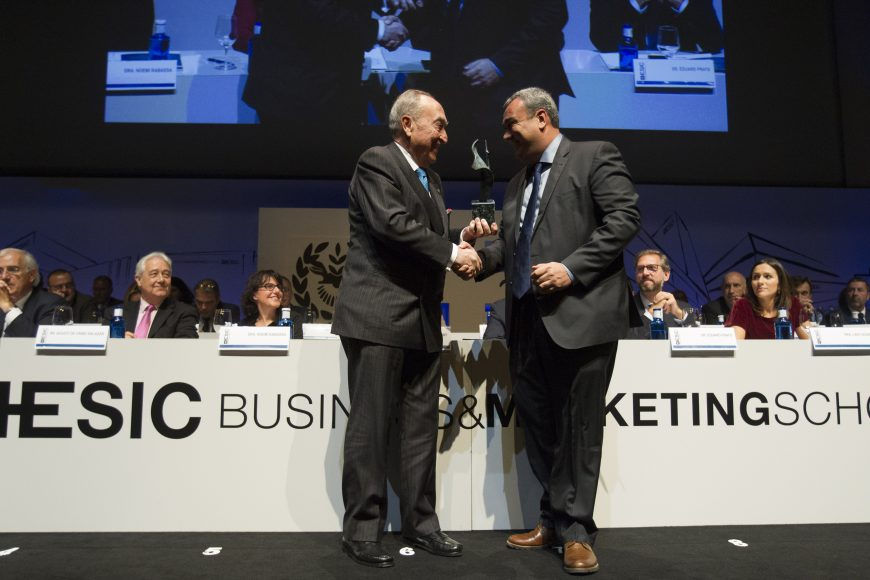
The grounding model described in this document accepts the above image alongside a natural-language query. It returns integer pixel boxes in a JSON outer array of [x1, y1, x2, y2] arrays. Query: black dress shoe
[[403, 531, 463, 557], [341, 538, 394, 568]]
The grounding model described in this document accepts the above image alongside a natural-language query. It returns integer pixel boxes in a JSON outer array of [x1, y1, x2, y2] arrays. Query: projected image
[[105, 0, 726, 132]]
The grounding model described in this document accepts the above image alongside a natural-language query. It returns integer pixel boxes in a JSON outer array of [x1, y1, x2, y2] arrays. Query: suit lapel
[[533, 138, 570, 237], [389, 144, 444, 236], [149, 300, 173, 338]]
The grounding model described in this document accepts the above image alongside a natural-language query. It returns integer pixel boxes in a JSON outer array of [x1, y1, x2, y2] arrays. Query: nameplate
[[217, 326, 290, 354], [106, 60, 177, 92], [304, 324, 340, 340], [634, 58, 715, 91], [669, 327, 737, 354], [35, 326, 109, 352], [810, 327, 870, 353]]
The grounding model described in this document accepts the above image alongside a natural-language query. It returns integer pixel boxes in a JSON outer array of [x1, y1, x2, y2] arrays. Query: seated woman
[[726, 258, 809, 340], [239, 269, 302, 338]]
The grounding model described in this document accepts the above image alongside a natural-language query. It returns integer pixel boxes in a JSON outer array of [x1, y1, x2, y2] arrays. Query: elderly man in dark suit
[[476, 87, 640, 575], [332, 89, 492, 568], [0, 248, 64, 337], [121, 252, 198, 339]]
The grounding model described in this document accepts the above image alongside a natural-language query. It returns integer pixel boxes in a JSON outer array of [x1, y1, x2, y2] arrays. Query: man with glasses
[[626, 249, 689, 339], [193, 278, 240, 333], [47, 269, 93, 323], [0, 247, 64, 337], [119, 252, 198, 339]]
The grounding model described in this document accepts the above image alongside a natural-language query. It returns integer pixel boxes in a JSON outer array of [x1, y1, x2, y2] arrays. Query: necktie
[[415, 167, 429, 192], [859, 312, 866, 325], [135, 304, 156, 339], [512, 162, 545, 298]]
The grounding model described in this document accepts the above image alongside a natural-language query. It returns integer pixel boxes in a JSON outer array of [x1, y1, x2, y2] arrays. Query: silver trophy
[[470, 139, 496, 224]]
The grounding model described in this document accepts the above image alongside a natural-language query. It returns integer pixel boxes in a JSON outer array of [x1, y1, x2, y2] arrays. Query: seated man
[[702, 271, 746, 324], [626, 249, 688, 339], [834, 277, 869, 325], [47, 269, 93, 323], [121, 252, 198, 339], [193, 278, 241, 332], [87, 274, 123, 323], [0, 247, 64, 337]]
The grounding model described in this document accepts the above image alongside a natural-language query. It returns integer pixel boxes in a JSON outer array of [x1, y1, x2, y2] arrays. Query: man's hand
[[648, 291, 684, 319], [389, 0, 424, 10], [531, 263, 571, 294], [452, 241, 482, 280], [462, 59, 500, 88], [462, 218, 499, 244], [379, 15, 408, 51], [124, 331, 135, 339], [0, 280, 14, 312]]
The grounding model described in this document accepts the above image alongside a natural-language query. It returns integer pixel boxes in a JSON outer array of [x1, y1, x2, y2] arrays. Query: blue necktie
[[512, 162, 545, 298], [415, 168, 429, 191]]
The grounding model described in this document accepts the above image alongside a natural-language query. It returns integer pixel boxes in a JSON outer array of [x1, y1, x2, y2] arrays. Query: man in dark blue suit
[[477, 87, 640, 574], [0, 248, 64, 338]]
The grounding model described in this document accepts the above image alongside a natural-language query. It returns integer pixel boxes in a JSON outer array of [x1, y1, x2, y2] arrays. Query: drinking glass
[[214, 15, 238, 70], [657, 25, 680, 57], [214, 308, 233, 330], [51, 305, 74, 326], [682, 306, 701, 327], [827, 308, 843, 328]]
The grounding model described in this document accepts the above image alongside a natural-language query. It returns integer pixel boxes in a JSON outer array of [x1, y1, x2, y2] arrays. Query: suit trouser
[[509, 293, 618, 545], [340, 336, 442, 542]]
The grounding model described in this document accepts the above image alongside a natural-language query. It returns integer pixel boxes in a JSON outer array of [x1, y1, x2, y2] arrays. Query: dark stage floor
[[2, 525, 868, 579]]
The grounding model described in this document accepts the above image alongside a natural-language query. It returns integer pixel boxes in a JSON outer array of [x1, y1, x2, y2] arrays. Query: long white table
[[1, 336, 867, 532]]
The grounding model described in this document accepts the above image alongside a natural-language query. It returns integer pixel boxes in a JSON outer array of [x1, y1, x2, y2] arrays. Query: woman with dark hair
[[239, 270, 302, 337], [726, 258, 808, 339]]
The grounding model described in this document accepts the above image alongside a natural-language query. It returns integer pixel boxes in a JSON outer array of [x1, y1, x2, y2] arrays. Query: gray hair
[[503, 87, 560, 128], [135, 251, 173, 277], [0, 247, 40, 286], [634, 249, 671, 273], [388, 89, 434, 138]]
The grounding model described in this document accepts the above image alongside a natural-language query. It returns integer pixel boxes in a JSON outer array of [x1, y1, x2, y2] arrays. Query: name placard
[[634, 58, 715, 91], [810, 327, 870, 353], [669, 327, 737, 354], [304, 324, 340, 340], [106, 60, 177, 92], [217, 326, 290, 354], [35, 326, 109, 352]]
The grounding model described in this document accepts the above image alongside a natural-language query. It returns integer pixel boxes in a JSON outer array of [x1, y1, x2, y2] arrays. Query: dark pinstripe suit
[[332, 143, 460, 541]]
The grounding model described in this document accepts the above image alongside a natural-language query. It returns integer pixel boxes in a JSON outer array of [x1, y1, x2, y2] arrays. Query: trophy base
[[471, 199, 496, 224]]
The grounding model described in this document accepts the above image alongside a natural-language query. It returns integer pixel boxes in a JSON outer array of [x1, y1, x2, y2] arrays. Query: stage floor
[[2, 525, 867, 579]]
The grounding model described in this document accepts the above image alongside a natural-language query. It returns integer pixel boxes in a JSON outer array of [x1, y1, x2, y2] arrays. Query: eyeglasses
[[636, 264, 662, 273], [0, 266, 24, 277], [258, 283, 283, 292]]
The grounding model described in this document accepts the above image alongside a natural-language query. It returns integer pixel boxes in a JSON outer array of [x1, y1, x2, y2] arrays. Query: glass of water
[[657, 25, 680, 57]]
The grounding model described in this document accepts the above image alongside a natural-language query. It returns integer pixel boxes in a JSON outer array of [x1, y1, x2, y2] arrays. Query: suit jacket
[[590, 0, 724, 54], [625, 292, 689, 340], [69, 291, 94, 323], [243, 0, 380, 124], [701, 296, 730, 325], [331, 143, 459, 354], [408, 0, 572, 102], [1, 289, 65, 338], [478, 137, 641, 350], [123, 298, 198, 339]]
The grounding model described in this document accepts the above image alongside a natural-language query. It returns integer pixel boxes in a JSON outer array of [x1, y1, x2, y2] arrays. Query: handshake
[[451, 218, 498, 281], [378, 0, 425, 51]]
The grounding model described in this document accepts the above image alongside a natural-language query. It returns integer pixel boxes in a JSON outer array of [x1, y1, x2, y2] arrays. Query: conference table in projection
[[1, 336, 867, 532]]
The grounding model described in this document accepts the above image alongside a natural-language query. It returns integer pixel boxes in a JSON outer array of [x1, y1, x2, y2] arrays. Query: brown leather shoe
[[506, 523, 555, 549], [563, 541, 599, 574]]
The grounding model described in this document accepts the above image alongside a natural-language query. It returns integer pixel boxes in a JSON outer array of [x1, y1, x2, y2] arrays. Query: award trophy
[[470, 139, 496, 224]]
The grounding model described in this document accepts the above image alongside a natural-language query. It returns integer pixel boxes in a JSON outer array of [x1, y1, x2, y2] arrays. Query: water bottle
[[619, 24, 638, 71], [149, 19, 170, 60], [109, 307, 125, 338], [249, 21, 261, 56], [649, 307, 667, 340], [277, 307, 295, 335], [774, 308, 793, 339], [485, 303, 492, 323], [717, 314, 725, 325]]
